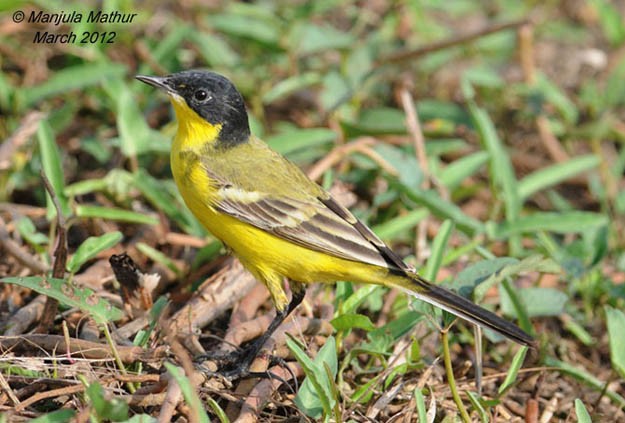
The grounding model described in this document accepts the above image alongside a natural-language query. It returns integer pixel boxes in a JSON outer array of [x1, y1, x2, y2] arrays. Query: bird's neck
[[170, 98, 222, 154]]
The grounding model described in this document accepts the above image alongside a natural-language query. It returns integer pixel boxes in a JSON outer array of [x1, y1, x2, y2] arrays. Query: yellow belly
[[171, 152, 391, 307]]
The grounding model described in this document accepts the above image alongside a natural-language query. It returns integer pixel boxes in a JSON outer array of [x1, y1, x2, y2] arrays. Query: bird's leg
[[207, 282, 306, 380]]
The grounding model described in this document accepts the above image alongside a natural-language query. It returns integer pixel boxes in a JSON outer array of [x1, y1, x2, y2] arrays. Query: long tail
[[393, 273, 535, 347]]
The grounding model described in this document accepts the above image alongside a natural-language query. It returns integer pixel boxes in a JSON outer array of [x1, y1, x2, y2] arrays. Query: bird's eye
[[194, 89, 210, 102]]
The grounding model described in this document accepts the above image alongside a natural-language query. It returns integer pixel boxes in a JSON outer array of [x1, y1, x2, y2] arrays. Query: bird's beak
[[135, 75, 175, 94]]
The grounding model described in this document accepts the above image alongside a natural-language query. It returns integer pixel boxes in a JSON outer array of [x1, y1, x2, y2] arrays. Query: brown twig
[[0, 216, 48, 274], [223, 314, 274, 351], [0, 111, 45, 171], [398, 80, 431, 262], [164, 232, 208, 249], [378, 19, 529, 66], [0, 372, 19, 408], [36, 171, 68, 333], [306, 137, 374, 180], [228, 283, 270, 328], [227, 315, 334, 414], [159, 370, 183, 423], [518, 24, 569, 163], [168, 258, 257, 355], [235, 362, 303, 423], [165, 333, 207, 423], [15, 383, 85, 412], [0, 334, 166, 363]]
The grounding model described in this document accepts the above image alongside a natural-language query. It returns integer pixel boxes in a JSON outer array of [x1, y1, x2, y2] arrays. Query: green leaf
[[470, 255, 559, 301], [423, 220, 454, 281], [340, 285, 382, 315], [37, 120, 71, 219], [417, 100, 471, 127], [371, 209, 428, 241], [343, 107, 406, 136], [22, 63, 126, 107], [438, 151, 489, 190], [414, 388, 427, 423], [147, 24, 192, 65], [266, 128, 336, 156], [466, 95, 520, 225], [208, 11, 281, 46], [104, 78, 170, 157], [0, 276, 123, 325], [123, 416, 158, 423], [371, 311, 424, 341], [290, 23, 355, 55], [29, 409, 76, 423], [535, 74, 579, 124], [396, 184, 484, 235], [562, 315, 595, 346], [498, 346, 528, 394], [16, 216, 49, 248], [136, 242, 183, 277], [86, 381, 129, 421], [545, 357, 625, 408], [289, 336, 337, 419], [191, 32, 240, 67], [164, 363, 211, 423], [488, 211, 608, 237], [463, 66, 505, 88], [320, 71, 351, 112], [76, 205, 159, 225], [501, 287, 567, 318], [373, 143, 423, 190], [263, 73, 322, 104], [605, 306, 625, 379], [133, 169, 200, 234], [67, 232, 123, 273], [206, 397, 229, 423], [575, 399, 592, 423], [331, 313, 376, 332], [65, 178, 109, 197], [595, 0, 625, 44], [465, 391, 488, 423], [518, 155, 600, 200]]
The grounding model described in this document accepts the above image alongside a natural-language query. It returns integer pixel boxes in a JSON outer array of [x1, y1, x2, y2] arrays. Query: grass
[[1, 0, 625, 421]]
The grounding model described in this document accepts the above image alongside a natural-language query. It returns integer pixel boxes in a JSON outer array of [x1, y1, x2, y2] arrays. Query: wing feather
[[214, 184, 402, 270]]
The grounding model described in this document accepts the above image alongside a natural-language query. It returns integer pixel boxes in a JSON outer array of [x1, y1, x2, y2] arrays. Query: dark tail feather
[[396, 273, 535, 347]]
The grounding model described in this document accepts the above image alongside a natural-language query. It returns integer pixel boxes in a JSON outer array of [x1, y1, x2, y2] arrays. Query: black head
[[136, 70, 250, 146]]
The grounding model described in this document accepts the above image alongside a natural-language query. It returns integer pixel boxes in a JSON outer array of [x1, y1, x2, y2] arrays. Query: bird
[[136, 70, 534, 378]]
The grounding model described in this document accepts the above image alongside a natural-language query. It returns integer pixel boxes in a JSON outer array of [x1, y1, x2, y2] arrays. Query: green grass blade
[[498, 346, 528, 395], [76, 205, 158, 225], [395, 184, 484, 235], [414, 388, 427, 423], [22, 63, 126, 107], [206, 397, 229, 423], [605, 306, 625, 379], [545, 357, 625, 408], [37, 120, 70, 219], [67, 232, 123, 273], [488, 211, 608, 237], [29, 409, 76, 423], [371, 209, 429, 240], [518, 155, 599, 201], [439, 151, 490, 190], [136, 242, 183, 277], [466, 99, 520, 224], [575, 399, 592, 423], [466, 391, 488, 423], [288, 335, 334, 419], [164, 363, 210, 423], [423, 219, 454, 281]]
